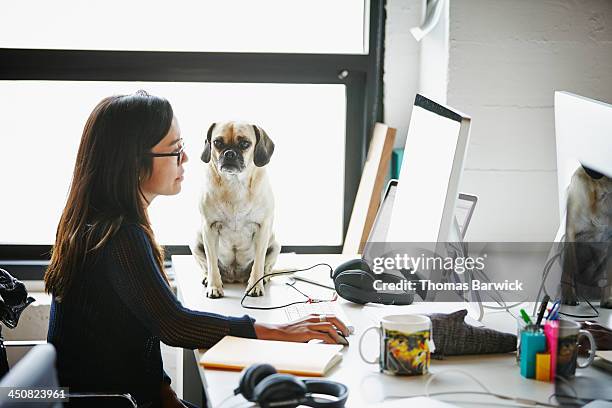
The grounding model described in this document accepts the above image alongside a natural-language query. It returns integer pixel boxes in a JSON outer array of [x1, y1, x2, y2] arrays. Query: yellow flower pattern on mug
[[384, 329, 431, 375]]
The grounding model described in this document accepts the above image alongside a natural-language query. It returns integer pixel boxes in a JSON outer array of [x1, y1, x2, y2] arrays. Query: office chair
[[0, 343, 138, 408]]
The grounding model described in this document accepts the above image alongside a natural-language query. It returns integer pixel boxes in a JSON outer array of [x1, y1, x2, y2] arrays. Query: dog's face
[[201, 121, 274, 174]]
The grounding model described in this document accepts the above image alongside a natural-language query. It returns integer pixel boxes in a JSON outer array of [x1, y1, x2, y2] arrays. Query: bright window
[[0, 81, 346, 246], [0, 0, 368, 54]]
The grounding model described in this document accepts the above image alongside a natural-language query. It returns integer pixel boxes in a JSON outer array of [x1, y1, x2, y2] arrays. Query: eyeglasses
[[148, 139, 185, 166]]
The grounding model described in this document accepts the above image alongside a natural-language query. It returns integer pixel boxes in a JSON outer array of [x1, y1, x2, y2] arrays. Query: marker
[[520, 309, 532, 325], [535, 295, 550, 326]]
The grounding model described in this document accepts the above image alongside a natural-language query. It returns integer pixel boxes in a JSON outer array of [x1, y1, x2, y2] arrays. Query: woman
[[44, 90, 348, 408]]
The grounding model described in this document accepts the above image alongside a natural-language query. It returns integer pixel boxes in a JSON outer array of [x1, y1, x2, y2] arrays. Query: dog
[[561, 165, 612, 308], [193, 121, 281, 298]]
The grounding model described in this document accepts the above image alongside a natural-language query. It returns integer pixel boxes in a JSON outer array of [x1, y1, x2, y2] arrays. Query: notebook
[[199, 336, 343, 377]]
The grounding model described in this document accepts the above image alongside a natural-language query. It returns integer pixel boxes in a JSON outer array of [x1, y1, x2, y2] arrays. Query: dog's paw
[[206, 285, 224, 298], [246, 281, 265, 297]]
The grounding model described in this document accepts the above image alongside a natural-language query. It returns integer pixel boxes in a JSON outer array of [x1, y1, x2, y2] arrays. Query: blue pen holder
[[520, 329, 546, 378]]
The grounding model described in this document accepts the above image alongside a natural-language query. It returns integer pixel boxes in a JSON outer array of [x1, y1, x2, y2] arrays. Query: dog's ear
[[201, 123, 215, 163], [252, 125, 275, 167]]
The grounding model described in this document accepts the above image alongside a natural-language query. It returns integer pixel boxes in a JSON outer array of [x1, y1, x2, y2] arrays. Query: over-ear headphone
[[234, 364, 348, 408], [331, 258, 419, 305]]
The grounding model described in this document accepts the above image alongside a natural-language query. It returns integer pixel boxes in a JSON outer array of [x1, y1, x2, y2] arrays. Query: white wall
[[419, 0, 449, 104], [384, 0, 423, 149], [384, 0, 612, 242]]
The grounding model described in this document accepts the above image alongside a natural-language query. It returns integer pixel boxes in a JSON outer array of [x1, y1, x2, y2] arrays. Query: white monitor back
[[554, 91, 612, 223], [386, 94, 471, 244]]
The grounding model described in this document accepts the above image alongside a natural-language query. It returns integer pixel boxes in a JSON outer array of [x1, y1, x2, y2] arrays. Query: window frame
[[0, 0, 386, 274]]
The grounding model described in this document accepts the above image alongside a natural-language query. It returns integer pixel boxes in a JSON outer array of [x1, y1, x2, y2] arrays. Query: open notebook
[[199, 336, 343, 377]]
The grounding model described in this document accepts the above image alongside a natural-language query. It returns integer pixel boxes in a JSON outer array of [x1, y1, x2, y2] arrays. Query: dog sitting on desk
[[562, 165, 612, 308], [193, 121, 281, 299]]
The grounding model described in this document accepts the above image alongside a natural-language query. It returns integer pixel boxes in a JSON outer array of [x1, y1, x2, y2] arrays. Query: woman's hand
[[254, 314, 349, 345]]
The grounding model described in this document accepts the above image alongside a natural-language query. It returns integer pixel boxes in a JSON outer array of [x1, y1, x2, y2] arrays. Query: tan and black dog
[[562, 165, 612, 308], [193, 121, 280, 298]]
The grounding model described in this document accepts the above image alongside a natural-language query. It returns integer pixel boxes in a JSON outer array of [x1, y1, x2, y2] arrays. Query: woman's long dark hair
[[45, 90, 173, 300]]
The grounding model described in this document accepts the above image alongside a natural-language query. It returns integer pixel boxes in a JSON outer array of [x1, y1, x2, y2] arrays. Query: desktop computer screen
[[553, 91, 612, 306], [386, 94, 472, 244], [554, 91, 612, 224]]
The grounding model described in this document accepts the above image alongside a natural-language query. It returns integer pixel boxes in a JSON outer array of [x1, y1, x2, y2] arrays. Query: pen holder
[[520, 329, 546, 379], [516, 315, 538, 362], [543, 320, 558, 380]]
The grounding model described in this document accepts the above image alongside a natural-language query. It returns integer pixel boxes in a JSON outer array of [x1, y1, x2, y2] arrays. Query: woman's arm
[[106, 224, 349, 347], [105, 224, 255, 349]]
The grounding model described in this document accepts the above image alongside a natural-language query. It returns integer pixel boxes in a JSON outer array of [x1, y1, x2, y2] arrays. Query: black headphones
[[234, 364, 348, 408], [331, 258, 420, 305]]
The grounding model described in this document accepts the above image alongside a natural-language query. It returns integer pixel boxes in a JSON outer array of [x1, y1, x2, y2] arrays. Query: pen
[[520, 309, 532, 325], [547, 300, 560, 320], [550, 305, 560, 321], [535, 295, 550, 326]]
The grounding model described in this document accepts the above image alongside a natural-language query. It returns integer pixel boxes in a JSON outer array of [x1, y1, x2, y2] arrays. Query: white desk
[[173, 254, 557, 408]]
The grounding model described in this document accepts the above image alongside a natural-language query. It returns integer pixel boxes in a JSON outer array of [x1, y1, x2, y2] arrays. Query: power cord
[[240, 263, 333, 310], [532, 239, 599, 319], [385, 369, 558, 407], [446, 241, 528, 315], [425, 368, 491, 397], [556, 285, 599, 319]]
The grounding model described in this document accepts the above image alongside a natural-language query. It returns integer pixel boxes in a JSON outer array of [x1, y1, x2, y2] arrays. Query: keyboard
[[284, 301, 355, 334]]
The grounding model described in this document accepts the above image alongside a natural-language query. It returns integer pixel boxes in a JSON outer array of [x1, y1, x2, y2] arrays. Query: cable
[[533, 239, 600, 319], [240, 263, 333, 310], [384, 369, 558, 407], [481, 302, 525, 311], [556, 284, 599, 319], [446, 241, 527, 315], [424, 368, 491, 397], [532, 245, 564, 316]]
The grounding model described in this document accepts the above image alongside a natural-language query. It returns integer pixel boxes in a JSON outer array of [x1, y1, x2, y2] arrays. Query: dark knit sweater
[[47, 223, 256, 407]]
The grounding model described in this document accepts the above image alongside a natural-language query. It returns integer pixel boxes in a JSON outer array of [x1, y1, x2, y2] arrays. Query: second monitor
[[386, 94, 472, 245]]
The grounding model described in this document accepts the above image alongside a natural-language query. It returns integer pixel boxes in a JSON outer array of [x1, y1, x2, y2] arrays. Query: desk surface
[[172, 254, 606, 408]]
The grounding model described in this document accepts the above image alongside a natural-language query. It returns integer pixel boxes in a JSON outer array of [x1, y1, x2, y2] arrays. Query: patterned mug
[[557, 319, 596, 378], [359, 314, 434, 375]]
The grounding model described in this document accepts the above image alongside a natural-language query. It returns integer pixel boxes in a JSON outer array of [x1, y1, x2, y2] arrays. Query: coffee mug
[[557, 319, 596, 378], [359, 314, 434, 376]]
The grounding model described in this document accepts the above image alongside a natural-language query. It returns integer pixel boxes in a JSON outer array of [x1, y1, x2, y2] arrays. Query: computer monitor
[[554, 91, 612, 226], [365, 179, 477, 249], [386, 94, 472, 245], [549, 91, 612, 306]]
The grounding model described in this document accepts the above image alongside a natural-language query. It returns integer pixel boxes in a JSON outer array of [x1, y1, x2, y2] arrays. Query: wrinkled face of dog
[[201, 121, 274, 174]]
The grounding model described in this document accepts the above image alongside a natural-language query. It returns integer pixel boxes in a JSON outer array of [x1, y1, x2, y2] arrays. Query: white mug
[[557, 319, 597, 378], [359, 314, 434, 375]]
